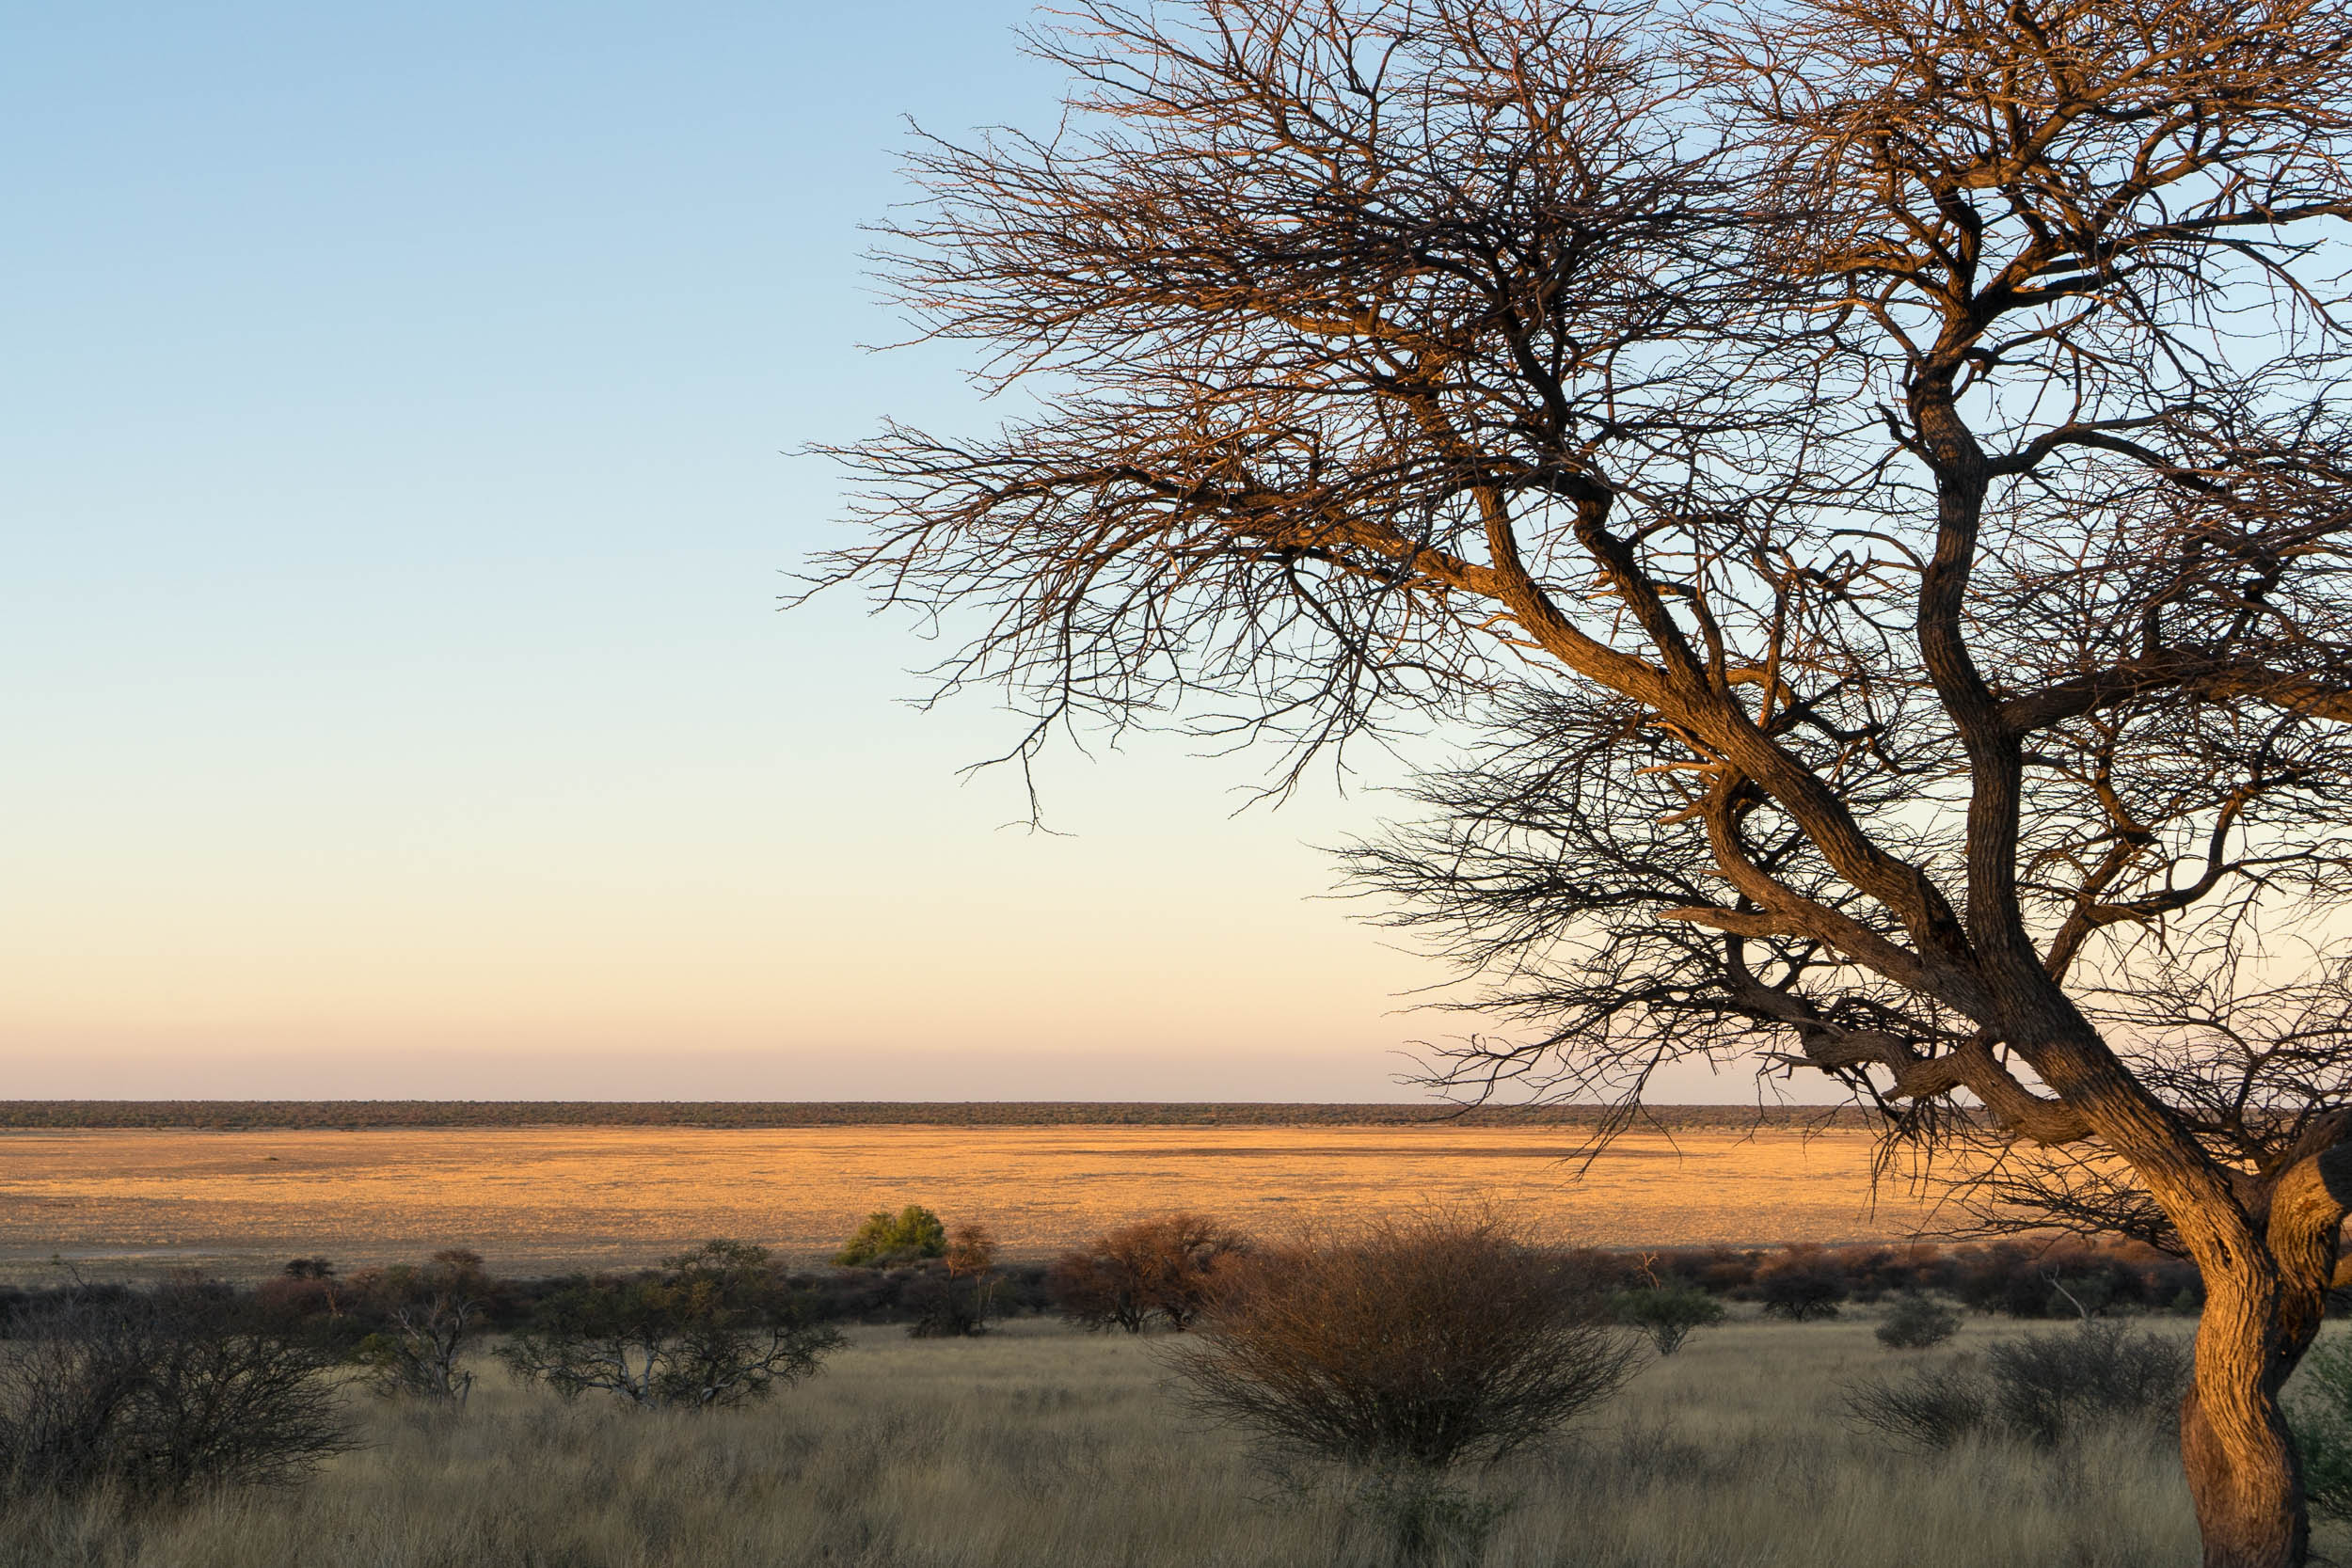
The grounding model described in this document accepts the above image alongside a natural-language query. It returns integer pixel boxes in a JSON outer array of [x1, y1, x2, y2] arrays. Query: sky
[[1, 1, 1756, 1103]]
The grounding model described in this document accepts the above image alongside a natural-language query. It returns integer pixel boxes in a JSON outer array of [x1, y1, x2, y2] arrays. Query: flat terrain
[[0, 1124, 1957, 1279], [0, 1315, 2233, 1568]]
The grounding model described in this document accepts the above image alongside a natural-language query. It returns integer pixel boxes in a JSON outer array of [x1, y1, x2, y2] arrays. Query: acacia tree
[[811, 2, 2352, 1561]]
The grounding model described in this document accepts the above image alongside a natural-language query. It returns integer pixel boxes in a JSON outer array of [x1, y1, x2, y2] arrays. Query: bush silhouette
[[833, 1206, 947, 1266], [1756, 1252, 1849, 1321]]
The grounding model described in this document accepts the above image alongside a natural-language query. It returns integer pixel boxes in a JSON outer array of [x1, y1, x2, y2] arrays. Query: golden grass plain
[[0, 1124, 1967, 1280], [0, 1315, 2241, 1568]]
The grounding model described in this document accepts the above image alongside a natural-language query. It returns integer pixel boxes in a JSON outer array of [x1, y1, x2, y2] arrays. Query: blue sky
[[1, 2, 1750, 1101]]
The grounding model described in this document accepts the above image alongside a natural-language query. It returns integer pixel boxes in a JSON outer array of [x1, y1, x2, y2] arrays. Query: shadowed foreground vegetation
[[0, 1317, 2260, 1568]]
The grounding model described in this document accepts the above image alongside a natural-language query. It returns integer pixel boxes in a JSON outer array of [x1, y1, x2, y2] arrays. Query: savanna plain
[[0, 1120, 2276, 1567], [7, 1314, 2279, 1568]]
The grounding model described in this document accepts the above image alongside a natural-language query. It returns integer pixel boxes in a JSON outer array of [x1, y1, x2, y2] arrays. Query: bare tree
[[811, 1, 2352, 1561]]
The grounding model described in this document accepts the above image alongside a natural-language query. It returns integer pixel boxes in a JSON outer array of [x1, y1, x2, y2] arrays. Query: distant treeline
[[0, 1236, 2206, 1337], [0, 1101, 1883, 1132]]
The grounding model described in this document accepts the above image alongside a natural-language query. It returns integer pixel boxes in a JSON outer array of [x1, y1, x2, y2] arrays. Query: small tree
[[1612, 1283, 1726, 1356], [911, 1223, 999, 1338], [1756, 1253, 1849, 1322], [833, 1206, 946, 1267], [352, 1249, 493, 1404], [0, 1276, 351, 1501], [499, 1240, 842, 1410], [1049, 1213, 1248, 1333]]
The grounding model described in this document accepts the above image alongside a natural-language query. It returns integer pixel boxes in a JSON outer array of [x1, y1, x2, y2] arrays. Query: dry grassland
[[0, 1314, 2250, 1568], [0, 1126, 1959, 1279]]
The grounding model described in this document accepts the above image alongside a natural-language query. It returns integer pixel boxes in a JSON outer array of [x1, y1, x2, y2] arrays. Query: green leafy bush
[[833, 1205, 948, 1266]]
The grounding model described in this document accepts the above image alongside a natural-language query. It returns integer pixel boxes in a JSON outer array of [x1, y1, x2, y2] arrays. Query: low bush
[[1876, 1291, 1962, 1350], [1846, 1321, 2189, 1449], [1611, 1284, 1724, 1356], [0, 1276, 352, 1501], [499, 1240, 843, 1410], [1166, 1212, 1638, 1472]]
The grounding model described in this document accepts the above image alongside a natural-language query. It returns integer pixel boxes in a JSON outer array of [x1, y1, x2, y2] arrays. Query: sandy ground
[[0, 1123, 1964, 1280]]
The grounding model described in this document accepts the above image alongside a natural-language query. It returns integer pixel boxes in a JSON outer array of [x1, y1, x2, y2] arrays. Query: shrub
[[499, 1240, 843, 1410], [1049, 1212, 1248, 1333], [1165, 1212, 1638, 1472], [1846, 1321, 2189, 1449], [0, 1277, 352, 1501], [1756, 1250, 1848, 1321], [908, 1223, 998, 1338], [833, 1205, 948, 1266], [1876, 1291, 1962, 1350], [1611, 1284, 1725, 1355], [2291, 1334, 2352, 1520], [350, 1249, 493, 1403]]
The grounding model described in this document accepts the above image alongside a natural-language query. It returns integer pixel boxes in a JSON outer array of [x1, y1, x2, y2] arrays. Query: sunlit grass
[[0, 1126, 1949, 1280]]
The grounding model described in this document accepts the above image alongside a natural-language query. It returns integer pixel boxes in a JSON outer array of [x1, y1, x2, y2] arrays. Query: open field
[[0, 1313, 2272, 1568], [0, 1125, 1960, 1281]]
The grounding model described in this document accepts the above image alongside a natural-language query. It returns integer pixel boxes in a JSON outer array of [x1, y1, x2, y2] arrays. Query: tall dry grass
[[0, 1313, 2294, 1567]]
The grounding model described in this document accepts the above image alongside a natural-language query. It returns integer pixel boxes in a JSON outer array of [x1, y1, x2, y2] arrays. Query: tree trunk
[[2180, 1275, 2309, 1568]]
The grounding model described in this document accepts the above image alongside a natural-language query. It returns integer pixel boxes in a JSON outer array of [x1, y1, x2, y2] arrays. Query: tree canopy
[[813, 2, 2352, 1560]]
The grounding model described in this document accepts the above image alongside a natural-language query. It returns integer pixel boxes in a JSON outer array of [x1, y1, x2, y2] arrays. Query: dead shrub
[[1164, 1212, 1638, 1471]]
